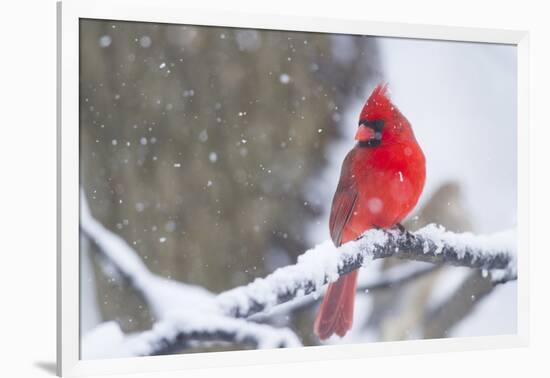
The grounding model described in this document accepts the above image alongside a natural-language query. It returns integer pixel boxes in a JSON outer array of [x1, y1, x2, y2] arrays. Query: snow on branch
[[80, 190, 302, 358], [129, 312, 301, 356], [83, 314, 301, 359], [80, 190, 217, 319], [250, 262, 440, 320], [216, 226, 516, 318], [80, 188, 516, 356]]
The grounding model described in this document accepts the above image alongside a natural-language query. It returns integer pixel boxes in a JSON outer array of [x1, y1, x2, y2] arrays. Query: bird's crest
[[359, 82, 394, 121]]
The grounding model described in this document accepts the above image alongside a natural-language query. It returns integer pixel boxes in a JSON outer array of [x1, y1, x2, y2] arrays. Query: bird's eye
[[358, 119, 384, 130]]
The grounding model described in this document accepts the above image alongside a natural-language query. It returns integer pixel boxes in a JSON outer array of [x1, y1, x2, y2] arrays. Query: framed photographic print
[[57, 0, 529, 376]]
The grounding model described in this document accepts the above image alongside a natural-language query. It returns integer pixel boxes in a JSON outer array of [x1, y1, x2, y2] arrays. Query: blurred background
[[79, 19, 517, 354]]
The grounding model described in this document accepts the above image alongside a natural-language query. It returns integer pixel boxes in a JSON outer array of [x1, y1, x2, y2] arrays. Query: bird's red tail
[[314, 271, 358, 340]]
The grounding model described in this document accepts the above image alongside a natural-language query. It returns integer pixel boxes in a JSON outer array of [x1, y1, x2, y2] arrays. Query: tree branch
[[80, 188, 516, 356], [128, 312, 302, 356], [360, 262, 441, 292], [80, 190, 302, 358], [250, 262, 440, 321], [422, 268, 511, 339], [217, 225, 516, 318], [82, 315, 301, 359]]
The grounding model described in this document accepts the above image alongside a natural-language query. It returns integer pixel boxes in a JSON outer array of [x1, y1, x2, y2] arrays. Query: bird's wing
[[329, 150, 358, 247]]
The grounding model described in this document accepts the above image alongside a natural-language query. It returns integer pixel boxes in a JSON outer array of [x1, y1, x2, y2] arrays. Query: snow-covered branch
[[80, 188, 516, 356], [80, 190, 218, 319], [130, 312, 301, 356], [217, 226, 516, 318], [82, 314, 300, 359], [80, 190, 302, 358], [250, 262, 440, 320]]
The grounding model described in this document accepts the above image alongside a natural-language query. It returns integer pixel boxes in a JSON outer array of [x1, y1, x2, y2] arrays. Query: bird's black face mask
[[356, 119, 385, 148]]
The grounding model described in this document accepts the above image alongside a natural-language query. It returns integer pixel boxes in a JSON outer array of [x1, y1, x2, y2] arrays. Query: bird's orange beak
[[355, 124, 375, 142]]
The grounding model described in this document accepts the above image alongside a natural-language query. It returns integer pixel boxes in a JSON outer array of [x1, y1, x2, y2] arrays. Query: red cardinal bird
[[314, 83, 426, 339]]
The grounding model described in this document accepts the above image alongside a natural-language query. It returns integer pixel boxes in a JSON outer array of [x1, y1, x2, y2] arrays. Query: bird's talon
[[395, 223, 406, 233]]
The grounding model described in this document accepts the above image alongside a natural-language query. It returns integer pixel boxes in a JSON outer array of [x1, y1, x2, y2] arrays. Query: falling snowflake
[[139, 35, 152, 48], [198, 129, 208, 142], [99, 35, 112, 48], [279, 73, 290, 84]]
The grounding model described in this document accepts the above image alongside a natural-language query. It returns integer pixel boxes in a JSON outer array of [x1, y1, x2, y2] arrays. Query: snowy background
[[79, 19, 517, 357]]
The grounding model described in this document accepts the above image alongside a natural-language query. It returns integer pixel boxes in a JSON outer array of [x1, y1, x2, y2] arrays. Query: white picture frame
[[57, 0, 530, 376]]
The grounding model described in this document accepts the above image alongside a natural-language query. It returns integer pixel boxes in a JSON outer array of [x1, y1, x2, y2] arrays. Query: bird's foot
[[392, 223, 406, 233]]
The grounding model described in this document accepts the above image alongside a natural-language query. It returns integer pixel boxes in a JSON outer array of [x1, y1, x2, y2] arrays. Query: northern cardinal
[[314, 83, 426, 339]]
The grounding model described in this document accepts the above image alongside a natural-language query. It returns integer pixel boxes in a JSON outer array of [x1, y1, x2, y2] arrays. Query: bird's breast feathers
[[347, 141, 425, 229]]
